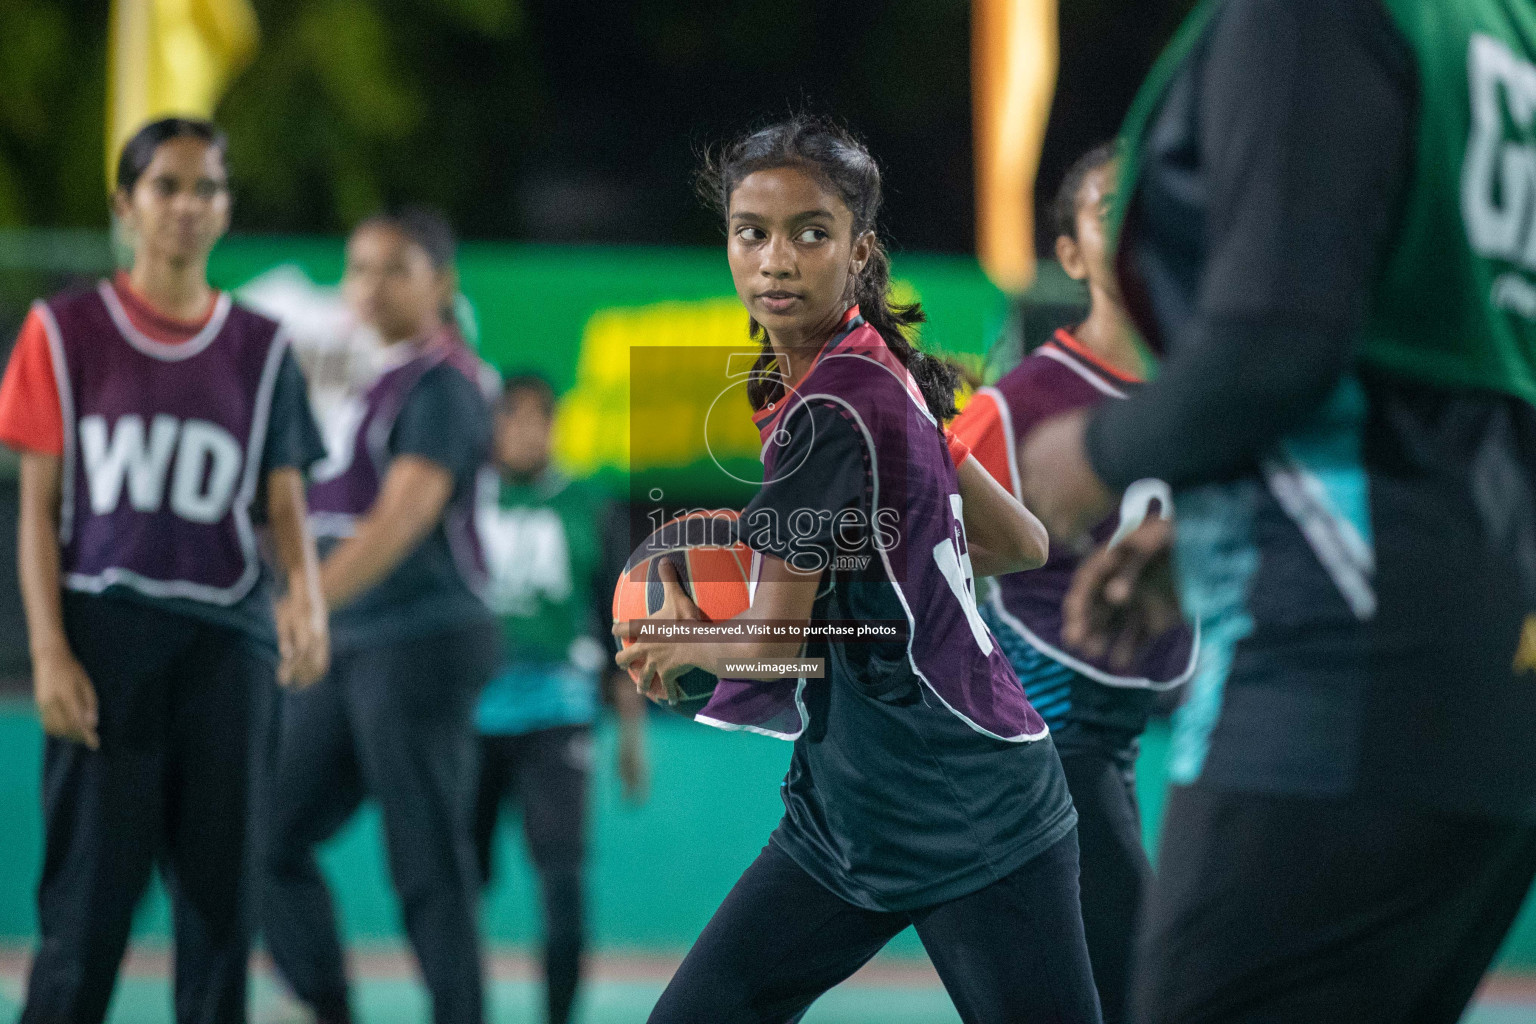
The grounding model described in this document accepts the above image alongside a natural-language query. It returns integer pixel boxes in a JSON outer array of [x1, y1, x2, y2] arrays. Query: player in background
[[473, 371, 649, 1024], [617, 116, 1101, 1024], [0, 117, 328, 1024], [949, 143, 1195, 1024], [258, 209, 497, 1024], [1018, 1, 1536, 1021]]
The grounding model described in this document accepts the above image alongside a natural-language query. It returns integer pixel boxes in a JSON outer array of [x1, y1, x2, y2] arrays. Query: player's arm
[[322, 363, 486, 609], [1022, 0, 1415, 536], [264, 350, 329, 686], [2, 312, 97, 747], [266, 468, 329, 687], [947, 400, 1048, 573], [614, 555, 821, 698], [17, 452, 98, 749], [956, 453, 1048, 575], [319, 454, 453, 609]]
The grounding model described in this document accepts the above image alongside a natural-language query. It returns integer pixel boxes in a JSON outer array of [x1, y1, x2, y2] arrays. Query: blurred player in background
[[950, 142, 1195, 1024], [1019, 1, 1536, 1021], [0, 117, 328, 1024], [258, 209, 496, 1024], [620, 117, 1101, 1024], [473, 371, 649, 1024]]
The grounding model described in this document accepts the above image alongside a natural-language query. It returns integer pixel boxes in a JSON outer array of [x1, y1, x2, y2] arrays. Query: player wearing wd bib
[[258, 211, 496, 1024], [0, 119, 328, 1024], [1019, 2, 1536, 1021], [950, 145, 1195, 1024], [621, 119, 1102, 1024]]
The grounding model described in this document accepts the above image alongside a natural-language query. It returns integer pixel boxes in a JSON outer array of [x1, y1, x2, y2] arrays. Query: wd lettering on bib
[[79, 415, 244, 524], [38, 282, 289, 606]]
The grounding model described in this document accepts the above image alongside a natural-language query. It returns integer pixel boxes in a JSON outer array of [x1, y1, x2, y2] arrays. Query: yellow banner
[[106, 0, 258, 186]]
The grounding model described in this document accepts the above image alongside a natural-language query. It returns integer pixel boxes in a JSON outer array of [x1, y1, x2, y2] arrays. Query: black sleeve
[[390, 363, 492, 487], [1085, 0, 1416, 489], [741, 400, 869, 573], [261, 349, 327, 474]]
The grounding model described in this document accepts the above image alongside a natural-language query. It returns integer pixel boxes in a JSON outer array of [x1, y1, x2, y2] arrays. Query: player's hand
[[33, 646, 100, 750], [613, 560, 703, 703], [1018, 409, 1115, 543], [1062, 518, 1182, 671], [617, 720, 651, 804], [276, 589, 330, 689]]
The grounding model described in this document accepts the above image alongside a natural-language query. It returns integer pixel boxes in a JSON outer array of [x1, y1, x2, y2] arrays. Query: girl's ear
[[1056, 233, 1088, 282], [850, 230, 876, 276]]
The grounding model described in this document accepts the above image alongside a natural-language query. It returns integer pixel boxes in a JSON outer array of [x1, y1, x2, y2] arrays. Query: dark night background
[[0, 0, 1198, 252]]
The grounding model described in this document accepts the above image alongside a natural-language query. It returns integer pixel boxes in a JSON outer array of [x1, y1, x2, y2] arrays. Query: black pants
[[473, 725, 591, 1024], [1059, 749, 1152, 1024], [1133, 785, 1536, 1024], [22, 593, 268, 1024], [258, 623, 498, 1024], [649, 829, 1102, 1024]]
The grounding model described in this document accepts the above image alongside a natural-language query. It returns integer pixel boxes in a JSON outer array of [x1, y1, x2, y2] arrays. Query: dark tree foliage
[[0, 0, 1195, 251]]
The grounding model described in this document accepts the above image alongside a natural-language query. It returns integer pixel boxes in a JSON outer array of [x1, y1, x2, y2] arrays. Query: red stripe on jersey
[[0, 311, 63, 455], [949, 389, 1017, 497], [0, 276, 221, 457], [1049, 328, 1143, 384]]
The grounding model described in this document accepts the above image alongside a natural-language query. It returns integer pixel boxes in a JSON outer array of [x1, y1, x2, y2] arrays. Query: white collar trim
[[98, 280, 232, 362]]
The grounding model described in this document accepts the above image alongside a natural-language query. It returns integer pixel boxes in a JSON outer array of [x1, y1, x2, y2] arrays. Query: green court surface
[[3, 698, 1536, 1021], [1, 960, 1534, 1023], [0, 970, 968, 1023]]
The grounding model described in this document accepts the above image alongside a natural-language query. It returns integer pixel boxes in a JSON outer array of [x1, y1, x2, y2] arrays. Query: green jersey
[[479, 470, 613, 668], [477, 470, 619, 736], [1363, 0, 1536, 402], [1115, 0, 1536, 403]]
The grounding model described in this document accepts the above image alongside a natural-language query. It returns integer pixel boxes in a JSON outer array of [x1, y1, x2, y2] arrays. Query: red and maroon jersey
[[952, 330, 1196, 714]]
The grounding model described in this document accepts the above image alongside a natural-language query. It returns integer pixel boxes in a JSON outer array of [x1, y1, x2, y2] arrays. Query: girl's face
[[494, 393, 554, 476], [342, 223, 451, 344], [1056, 160, 1121, 302], [726, 165, 873, 348], [114, 137, 231, 267]]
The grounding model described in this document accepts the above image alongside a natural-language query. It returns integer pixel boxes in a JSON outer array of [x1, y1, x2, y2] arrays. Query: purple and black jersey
[[701, 312, 1075, 912], [702, 315, 1048, 741], [31, 282, 325, 655], [308, 331, 493, 652], [39, 283, 289, 606], [954, 330, 1196, 755]]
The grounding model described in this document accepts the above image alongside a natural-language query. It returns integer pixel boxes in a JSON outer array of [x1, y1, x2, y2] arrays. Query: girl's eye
[[736, 226, 765, 242], [797, 227, 828, 243]]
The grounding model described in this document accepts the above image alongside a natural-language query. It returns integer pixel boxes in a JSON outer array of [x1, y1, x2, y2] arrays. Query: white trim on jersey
[[802, 389, 1049, 744], [33, 301, 77, 547], [973, 385, 1024, 500], [97, 280, 233, 362], [695, 547, 811, 740], [985, 585, 1199, 691], [58, 319, 290, 607], [1036, 344, 1129, 399]]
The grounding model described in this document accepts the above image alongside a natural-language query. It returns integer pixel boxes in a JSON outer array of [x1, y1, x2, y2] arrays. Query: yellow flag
[[106, 0, 259, 187], [972, 0, 1058, 295]]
